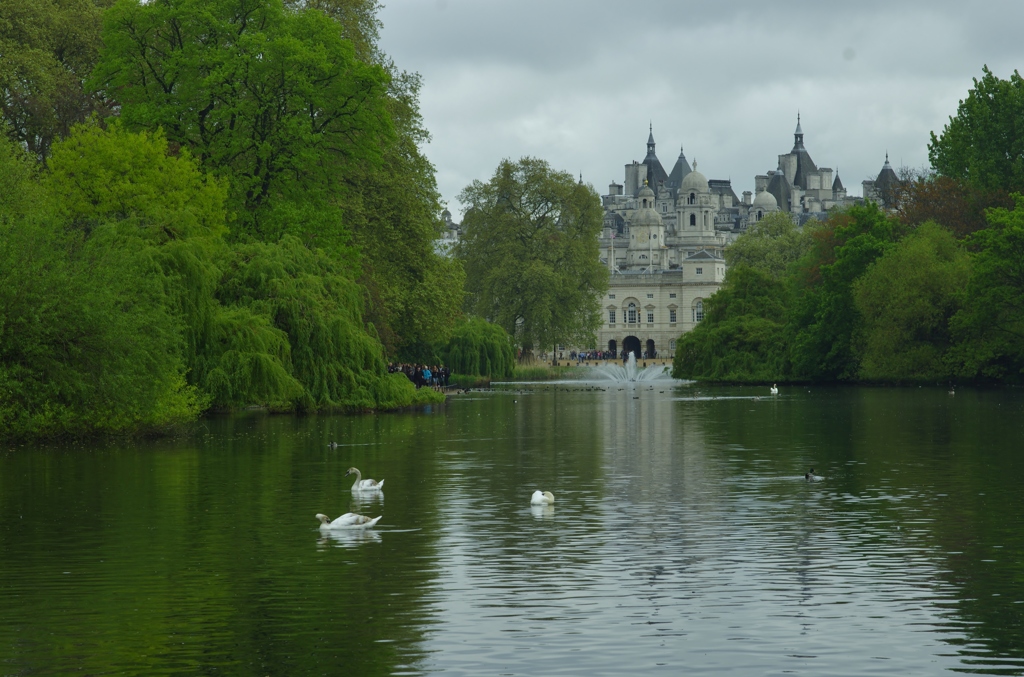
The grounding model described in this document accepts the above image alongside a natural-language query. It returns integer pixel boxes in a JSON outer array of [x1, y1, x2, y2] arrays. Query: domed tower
[[677, 160, 714, 233], [751, 187, 779, 223], [627, 182, 666, 269]]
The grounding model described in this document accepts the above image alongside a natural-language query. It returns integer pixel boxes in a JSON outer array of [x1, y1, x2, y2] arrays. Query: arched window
[[688, 193, 696, 205], [628, 303, 637, 324], [689, 214, 696, 226], [692, 299, 704, 323], [642, 198, 648, 208], [757, 210, 763, 221], [703, 213, 708, 227]]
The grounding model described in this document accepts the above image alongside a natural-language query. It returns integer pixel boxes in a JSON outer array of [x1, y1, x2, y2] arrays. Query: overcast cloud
[[378, 0, 1023, 217]]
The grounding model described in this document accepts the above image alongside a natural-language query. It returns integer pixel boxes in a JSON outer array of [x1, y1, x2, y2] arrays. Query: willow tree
[[457, 158, 608, 362]]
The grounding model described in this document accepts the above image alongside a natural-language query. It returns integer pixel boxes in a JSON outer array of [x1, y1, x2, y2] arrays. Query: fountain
[[590, 352, 674, 382]]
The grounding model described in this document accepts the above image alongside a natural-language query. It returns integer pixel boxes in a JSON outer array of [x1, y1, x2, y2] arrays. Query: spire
[[793, 112, 805, 150], [647, 123, 655, 155], [883, 151, 891, 169]]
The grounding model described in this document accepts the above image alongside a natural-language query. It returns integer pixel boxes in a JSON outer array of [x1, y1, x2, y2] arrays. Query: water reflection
[[317, 529, 382, 549], [2, 386, 1024, 675]]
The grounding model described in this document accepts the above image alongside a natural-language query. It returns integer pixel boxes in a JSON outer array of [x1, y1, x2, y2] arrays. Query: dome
[[679, 168, 708, 193], [752, 189, 778, 209], [637, 182, 656, 201]]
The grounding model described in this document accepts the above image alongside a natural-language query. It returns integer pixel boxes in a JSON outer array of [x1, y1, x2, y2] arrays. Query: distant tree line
[[673, 66, 1024, 385]]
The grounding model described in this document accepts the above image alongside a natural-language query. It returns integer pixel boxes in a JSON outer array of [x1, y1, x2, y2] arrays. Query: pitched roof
[[766, 170, 792, 211], [667, 146, 692, 192]]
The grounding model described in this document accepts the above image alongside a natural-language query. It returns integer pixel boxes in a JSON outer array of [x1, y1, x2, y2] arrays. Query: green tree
[[93, 0, 391, 245], [672, 266, 789, 382], [457, 157, 608, 362], [789, 204, 903, 380], [929, 66, 1024, 194], [0, 134, 203, 439], [949, 195, 1024, 382], [440, 318, 515, 378], [853, 222, 970, 381], [725, 211, 818, 280], [0, 0, 114, 160]]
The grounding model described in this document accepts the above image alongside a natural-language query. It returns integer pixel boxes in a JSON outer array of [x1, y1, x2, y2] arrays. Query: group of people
[[571, 350, 616, 363], [388, 363, 450, 390]]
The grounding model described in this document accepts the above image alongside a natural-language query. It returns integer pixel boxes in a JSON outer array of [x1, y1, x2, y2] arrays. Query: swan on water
[[805, 468, 822, 481], [316, 513, 382, 529], [531, 490, 555, 505], [346, 467, 384, 492], [770, 384, 779, 395]]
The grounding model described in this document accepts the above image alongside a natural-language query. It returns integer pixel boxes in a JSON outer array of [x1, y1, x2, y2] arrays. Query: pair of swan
[[805, 468, 823, 481], [315, 466, 385, 531]]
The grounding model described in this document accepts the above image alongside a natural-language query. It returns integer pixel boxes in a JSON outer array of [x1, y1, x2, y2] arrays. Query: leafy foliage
[[948, 196, 1024, 382], [725, 211, 817, 280], [457, 157, 608, 358], [672, 266, 789, 381], [440, 318, 516, 378], [0, 0, 114, 159], [929, 66, 1024, 194], [788, 204, 902, 380], [94, 0, 391, 245], [853, 222, 969, 381], [0, 135, 203, 438]]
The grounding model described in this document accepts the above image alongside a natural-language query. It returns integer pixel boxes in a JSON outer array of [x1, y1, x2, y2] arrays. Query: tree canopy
[[929, 66, 1024, 194], [457, 157, 608, 359]]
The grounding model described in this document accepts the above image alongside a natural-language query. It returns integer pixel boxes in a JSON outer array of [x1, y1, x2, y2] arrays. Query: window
[[628, 303, 637, 324], [669, 293, 676, 298], [670, 309, 677, 323], [696, 267, 703, 275], [609, 294, 615, 299], [646, 293, 654, 299], [609, 309, 616, 324], [688, 193, 696, 205], [670, 339, 676, 350], [647, 312, 654, 323], [689, 214, 696, 226], [693, 300, 704, 323]]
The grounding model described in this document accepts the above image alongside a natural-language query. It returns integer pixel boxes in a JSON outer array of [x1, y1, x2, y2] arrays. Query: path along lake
[[2, 382, 1024, 675]]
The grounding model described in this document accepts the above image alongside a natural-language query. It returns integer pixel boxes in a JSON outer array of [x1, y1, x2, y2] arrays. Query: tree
[[929, 66, 1024, 194], [671, 266, 789, 382], [0, 134, 204, 438], [93, 0, 391, 245], [789, 204, 903, 380], [725, 211, 818, 280], [948, 195, 1024, 382], [853, 222, 969, 381], [440, 318, 515, 378], [457, 158, 608, 361], [0, 0, 115, 160]]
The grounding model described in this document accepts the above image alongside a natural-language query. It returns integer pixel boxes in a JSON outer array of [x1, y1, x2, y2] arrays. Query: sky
[[377, 0, 1023, 217]]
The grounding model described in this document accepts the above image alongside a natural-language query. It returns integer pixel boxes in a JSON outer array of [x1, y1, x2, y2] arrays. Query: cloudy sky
[[378, 0, 1022, 217]]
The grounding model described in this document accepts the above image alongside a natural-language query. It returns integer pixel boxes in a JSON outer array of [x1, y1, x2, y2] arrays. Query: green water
[[2, 384, 1024, 675]]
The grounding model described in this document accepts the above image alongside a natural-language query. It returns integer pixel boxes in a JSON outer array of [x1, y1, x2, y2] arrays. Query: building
[[591, 118, 863, 359]]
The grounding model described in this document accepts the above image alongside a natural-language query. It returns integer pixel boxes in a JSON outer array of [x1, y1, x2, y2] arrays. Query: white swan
[[531, 490, 555, 505], [316, 513, 381, 529], [805, 468, 823, 481], [346, 467, 384, 492], [770, 384, 779, 395]]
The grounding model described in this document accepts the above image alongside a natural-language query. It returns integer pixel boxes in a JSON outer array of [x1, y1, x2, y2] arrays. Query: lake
[[2, 381, 1024, 675]]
